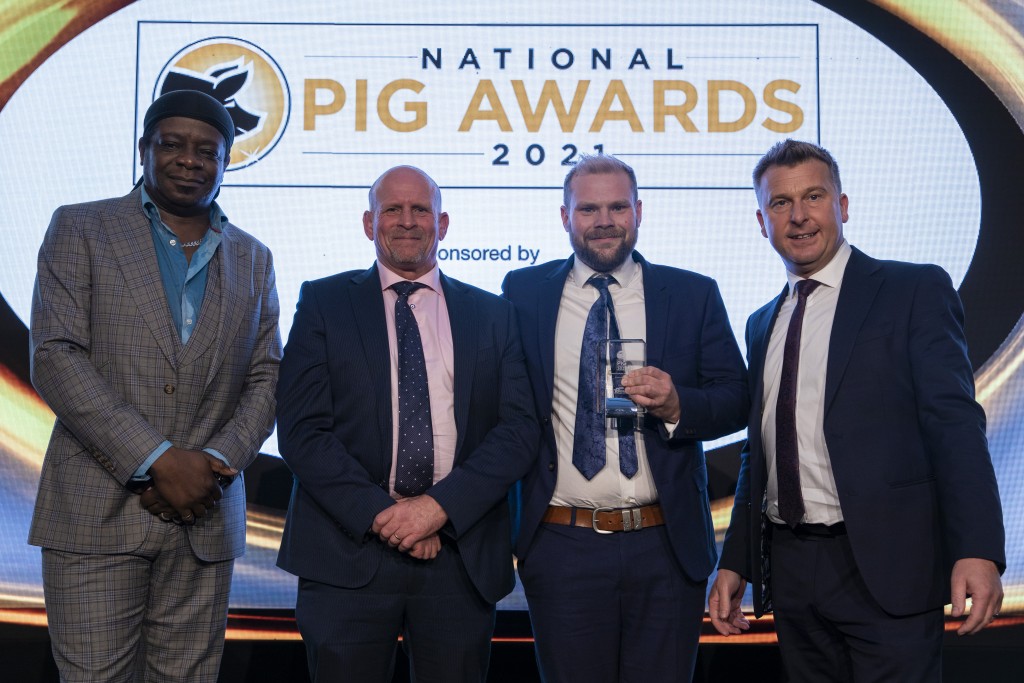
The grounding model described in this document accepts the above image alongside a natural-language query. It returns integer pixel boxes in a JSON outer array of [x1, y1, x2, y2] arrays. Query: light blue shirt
[[142, 185, 224, 344], [132, 187, 229, 480]]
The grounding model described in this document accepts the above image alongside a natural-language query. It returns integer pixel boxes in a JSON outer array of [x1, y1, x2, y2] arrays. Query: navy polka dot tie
[[392, 281, 434, 496], [573, 275, 638, 479]]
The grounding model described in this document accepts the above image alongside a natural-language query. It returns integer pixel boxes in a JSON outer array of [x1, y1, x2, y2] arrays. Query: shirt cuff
[[659, 420, 680, 440], [132, 441, 172, 479], [204, 448, 230, 468]]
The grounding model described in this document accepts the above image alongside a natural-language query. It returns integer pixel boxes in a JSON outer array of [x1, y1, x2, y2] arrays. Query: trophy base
[[606, 397, 638, 418]]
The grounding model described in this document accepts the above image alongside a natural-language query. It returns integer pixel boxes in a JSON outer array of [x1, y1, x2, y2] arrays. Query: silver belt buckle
[[592, 506, 644, 533], [592, 506, 615, 534]]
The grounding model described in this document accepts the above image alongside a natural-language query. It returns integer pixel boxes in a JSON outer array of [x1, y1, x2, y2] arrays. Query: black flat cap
[[143, 90, 235, 150]]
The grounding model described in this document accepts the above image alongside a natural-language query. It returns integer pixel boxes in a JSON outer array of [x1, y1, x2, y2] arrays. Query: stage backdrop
[[0, 0, 1021, 638]]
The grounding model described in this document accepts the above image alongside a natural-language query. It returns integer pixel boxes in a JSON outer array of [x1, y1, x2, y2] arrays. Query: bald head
[[368, 166, 442, 214], [363, 166, 449, 279]]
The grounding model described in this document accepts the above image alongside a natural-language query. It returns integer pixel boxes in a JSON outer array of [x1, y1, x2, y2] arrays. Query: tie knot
[[795, 279, 822, 299], [392, 281, 427, 298], [588, 274, 617, 293]]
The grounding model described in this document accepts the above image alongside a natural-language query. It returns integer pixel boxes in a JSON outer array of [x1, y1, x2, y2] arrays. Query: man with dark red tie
[[710, 139, 1005, 682], [503, 154, 748, 682]]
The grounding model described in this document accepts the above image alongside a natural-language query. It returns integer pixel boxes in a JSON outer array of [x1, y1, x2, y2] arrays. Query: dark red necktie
[[775, 278, 822, 527]]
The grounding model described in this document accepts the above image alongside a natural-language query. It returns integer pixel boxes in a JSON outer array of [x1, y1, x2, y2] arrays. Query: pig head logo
[[161, 59, 265, 140], [150, 38, 291, 171]]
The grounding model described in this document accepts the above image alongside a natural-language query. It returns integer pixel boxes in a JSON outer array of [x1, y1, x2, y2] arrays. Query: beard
[[570, 226, 637, 272], [387, 242, 430, 266], [380, 228, 434, 268]]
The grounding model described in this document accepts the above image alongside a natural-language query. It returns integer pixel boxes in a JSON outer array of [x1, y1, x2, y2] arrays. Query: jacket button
[[164, 384, 175, 394], [547, 462, 555, 471]]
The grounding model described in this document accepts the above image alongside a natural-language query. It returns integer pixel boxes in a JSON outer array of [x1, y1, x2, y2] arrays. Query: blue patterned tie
[[392, 281, 434, 496], [775, 278, 821, 526], [573, 275, 638, 479]]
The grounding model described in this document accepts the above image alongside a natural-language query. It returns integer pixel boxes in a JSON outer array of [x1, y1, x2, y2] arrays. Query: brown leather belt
[[542, 504, 665, 534]]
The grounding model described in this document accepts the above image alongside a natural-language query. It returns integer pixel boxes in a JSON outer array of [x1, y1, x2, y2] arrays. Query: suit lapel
[[350, 265, 393, 469], [749, 288, 787, 406], [749, 287, 787, 478], [108, 193, 179, 365], [538, 259, 573, 404], [442, 275, 477, 461], [637, 253, 669, 366], [191, 228, 247, 386], [825, 248, 883, 414], [185, 249, 222, 376]]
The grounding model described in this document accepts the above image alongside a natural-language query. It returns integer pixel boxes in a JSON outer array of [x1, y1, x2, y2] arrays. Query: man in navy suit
[[276, 166, 539, 683], [710, 139, 1005, 681], [502, 154, 748, 682]]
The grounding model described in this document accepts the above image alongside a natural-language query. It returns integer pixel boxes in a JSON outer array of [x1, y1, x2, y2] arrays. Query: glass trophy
[[599, 338, 646, 430]]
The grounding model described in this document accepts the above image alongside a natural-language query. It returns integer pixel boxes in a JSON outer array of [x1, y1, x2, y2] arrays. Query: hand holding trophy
[[601, 338, 646, 430]]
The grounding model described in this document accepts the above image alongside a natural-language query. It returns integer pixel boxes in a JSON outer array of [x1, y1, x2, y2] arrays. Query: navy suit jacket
[[276, 264, 539, 605], [502, 253, 748, 582], [719, 247, 1005, 617]]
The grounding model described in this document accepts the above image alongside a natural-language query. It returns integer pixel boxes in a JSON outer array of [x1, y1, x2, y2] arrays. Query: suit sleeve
[[670, 279, 749, 441], [717, 313, 757, 579], [203, 245, 282, 470], [718, 446, 753, 580], [30, 206, 165, 484], [426, 300, 541, 538], [910, 266, 1005, 569], [275, 281, 395, 538]]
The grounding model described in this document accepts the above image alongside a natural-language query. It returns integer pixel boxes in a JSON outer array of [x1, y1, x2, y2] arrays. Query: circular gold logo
[[154, 37, 289, 171]]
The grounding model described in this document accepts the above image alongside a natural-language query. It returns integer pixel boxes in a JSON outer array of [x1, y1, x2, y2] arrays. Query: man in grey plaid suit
[[28, 90, 280, 682]]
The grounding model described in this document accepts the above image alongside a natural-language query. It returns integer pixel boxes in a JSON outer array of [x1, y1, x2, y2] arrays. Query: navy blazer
[[502, 252, 749, 582], [719, 247, 1005, 617], [276, 264, 539, 605]]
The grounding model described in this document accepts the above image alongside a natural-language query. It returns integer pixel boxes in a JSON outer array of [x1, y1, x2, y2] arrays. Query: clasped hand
[[371, 495, 448, 560], [139, 448, 236, 525]]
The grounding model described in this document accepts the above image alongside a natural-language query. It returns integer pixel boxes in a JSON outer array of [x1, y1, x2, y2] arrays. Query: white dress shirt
[[762, 240, 853, 525], [550, 255, 660, 509]]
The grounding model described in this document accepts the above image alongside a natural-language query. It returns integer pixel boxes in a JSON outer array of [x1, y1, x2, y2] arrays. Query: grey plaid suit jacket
[[28, 187, 280, 562]]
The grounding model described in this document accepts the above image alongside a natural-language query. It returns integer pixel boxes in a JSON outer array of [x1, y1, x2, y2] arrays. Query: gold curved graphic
[[0, 0, 135, 110], [872, 0, 1024, 134]]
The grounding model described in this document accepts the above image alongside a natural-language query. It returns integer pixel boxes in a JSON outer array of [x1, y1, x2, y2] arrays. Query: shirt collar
[[376, 262, 443, 295], [785, 239, 852, 297], [140, 185, 228, 235], [569, 251, 639, 289]]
